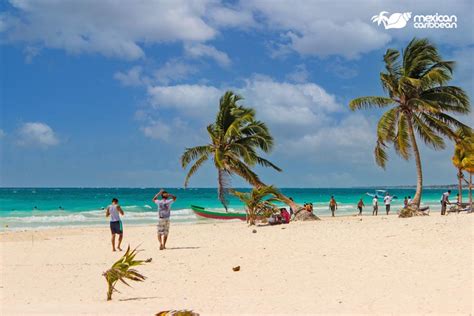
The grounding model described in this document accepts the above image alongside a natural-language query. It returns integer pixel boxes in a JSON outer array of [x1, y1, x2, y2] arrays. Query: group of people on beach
[[105, 188, 461, 250], [105, 189, 176, 252]]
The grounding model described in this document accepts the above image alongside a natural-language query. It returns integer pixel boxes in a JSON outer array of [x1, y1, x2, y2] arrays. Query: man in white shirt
[[153, 189, 177, 250], [383, 193, 394, 215], [372, 196, 379, 216]]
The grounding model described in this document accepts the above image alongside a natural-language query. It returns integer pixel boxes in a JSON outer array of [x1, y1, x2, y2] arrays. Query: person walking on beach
[[372, 195, 379, 216], [329, 196, 337, 217], [106, 198, 124, 252], [440, 190, 451, 215], [357, 198, 365, 215], [383, 192, 394, 215], [153, 189, 177, 250]]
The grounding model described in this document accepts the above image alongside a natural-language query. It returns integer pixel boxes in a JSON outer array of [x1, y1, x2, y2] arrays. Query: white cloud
[[114, 66, 147, 87], [286, 64, 309, 83], [239, 76, 341, 127], [242, 0, 473, 59], [184, 43, 231, 67], [154, 60, 198, 84], [1, 0, 224, 60], [140, 120, 171, 141], [243, 1, 391, 59], [147, 84, 222, 118], [208, 5, 255, 28], [17, 122, 59, 147], [0, 129, 5, 138]]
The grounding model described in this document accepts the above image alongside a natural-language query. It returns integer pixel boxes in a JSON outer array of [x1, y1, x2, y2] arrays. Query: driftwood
[[398, 206, 430, 218], [292, 208, 321, 221]]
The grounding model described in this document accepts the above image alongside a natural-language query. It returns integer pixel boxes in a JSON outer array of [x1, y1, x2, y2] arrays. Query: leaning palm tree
[[350, 38, 471, 208], [233, 185, 283, 225], [452, 127, 473, 204], [181, 91, 282, 209], [102, 246, 152, 301]]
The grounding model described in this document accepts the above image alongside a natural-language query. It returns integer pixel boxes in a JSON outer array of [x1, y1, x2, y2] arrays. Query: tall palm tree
[[350, 38, 470, 208], [181, 91, 282, 209], [233, 185, 283, 225], [452, 127, 473, 205]]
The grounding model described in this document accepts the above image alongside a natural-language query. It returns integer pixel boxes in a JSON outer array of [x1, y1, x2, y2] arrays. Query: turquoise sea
[[0, 187, 458, 230]]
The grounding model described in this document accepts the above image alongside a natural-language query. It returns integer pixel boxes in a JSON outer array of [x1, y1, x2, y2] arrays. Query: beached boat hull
[[191, 205, 247, 221]]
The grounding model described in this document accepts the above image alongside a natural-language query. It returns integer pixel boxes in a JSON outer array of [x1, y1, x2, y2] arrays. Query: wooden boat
[[191, 205, 247, 221]]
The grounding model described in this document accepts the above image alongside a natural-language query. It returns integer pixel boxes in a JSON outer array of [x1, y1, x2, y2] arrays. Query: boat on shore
[[191, 205, 247, 221]]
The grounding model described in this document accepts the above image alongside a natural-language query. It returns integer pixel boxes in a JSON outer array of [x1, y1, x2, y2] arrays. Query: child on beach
[[357, 198, 364, 215], [153, 189, 177, 250], [105, 198, 124, 252], [372, 196, 379, 216], [329, 196, 337, 217]]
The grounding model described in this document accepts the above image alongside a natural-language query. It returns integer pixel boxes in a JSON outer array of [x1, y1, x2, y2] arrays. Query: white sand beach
[[1, 214, 473, 315]]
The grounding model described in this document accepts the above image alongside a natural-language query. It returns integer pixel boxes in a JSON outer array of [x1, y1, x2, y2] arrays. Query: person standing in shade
[[357, 198, 365, 215], [372, 195, 379, 216], [153, 189, 177, 250], [383, 192, 394, 215], [106, 198, 124, 252], [329, 196, 338, 217], [440, 190, 451, 215]]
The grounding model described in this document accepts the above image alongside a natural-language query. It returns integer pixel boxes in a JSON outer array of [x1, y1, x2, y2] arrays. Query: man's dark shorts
[[110, 221, 123, 234]]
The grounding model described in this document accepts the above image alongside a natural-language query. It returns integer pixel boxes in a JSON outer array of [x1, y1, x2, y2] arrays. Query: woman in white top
[[106, 198, 125, 252]]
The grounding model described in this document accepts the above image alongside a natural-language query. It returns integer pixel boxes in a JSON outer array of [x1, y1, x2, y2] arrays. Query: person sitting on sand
[[357, 198, 365, 215], [105, 198, 124, 252], [372, 195, 379, 216], [153, 189, 177, 250], [407, 196, 412, 206], [403, 197, 408, 208], [328, 196, 337, 217], [280, 208, 290, 224]]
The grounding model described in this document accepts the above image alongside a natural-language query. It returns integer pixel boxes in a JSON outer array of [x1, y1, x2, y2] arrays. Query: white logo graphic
[[371, 11, 412, 29]]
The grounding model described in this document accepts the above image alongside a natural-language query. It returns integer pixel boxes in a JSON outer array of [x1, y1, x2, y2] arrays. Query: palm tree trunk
[[406, 114, 423, 208], [217, 169, 229, 210], [458, 168, 463, 204], [469, 173, 473, 210]]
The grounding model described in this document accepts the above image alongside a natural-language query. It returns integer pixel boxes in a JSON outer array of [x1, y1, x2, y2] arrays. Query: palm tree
[[102, 246, 152, 301], [233, 185, 283, 225], [181, 91, 282, 209], [453, 129, 474, 209], [452, 127, 473, 205], [349, 38, 471, 208]]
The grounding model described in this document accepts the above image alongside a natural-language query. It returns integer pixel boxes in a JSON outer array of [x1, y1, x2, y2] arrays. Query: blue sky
[[0, 0, 473, 187]]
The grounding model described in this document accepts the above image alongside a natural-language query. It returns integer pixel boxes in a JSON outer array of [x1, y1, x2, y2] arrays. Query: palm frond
[[349, 96, 394, 110], [184, 155, 209, 187], [103, 246, 151, 300]]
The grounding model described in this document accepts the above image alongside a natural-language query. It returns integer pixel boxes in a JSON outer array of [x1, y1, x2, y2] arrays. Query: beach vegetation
[[452, 127, 474, 209], [102, 246, 152, 301], [233, 185, 283, 225], [181, 91, 282, 209], [350, 38, 471, 208]]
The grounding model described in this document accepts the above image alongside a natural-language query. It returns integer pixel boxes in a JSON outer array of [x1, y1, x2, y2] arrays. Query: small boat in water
[[191, 205, 247, 221]]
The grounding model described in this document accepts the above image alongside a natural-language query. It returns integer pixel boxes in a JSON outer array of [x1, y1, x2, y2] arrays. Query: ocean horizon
[[0, 186, 465, 230]]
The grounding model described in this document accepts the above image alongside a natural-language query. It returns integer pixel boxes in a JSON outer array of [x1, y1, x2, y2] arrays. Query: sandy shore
[[1, 213, 472, 315]]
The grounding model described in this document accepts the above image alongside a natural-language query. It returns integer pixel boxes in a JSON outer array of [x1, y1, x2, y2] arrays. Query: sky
[[0, 0, 473, 188]]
